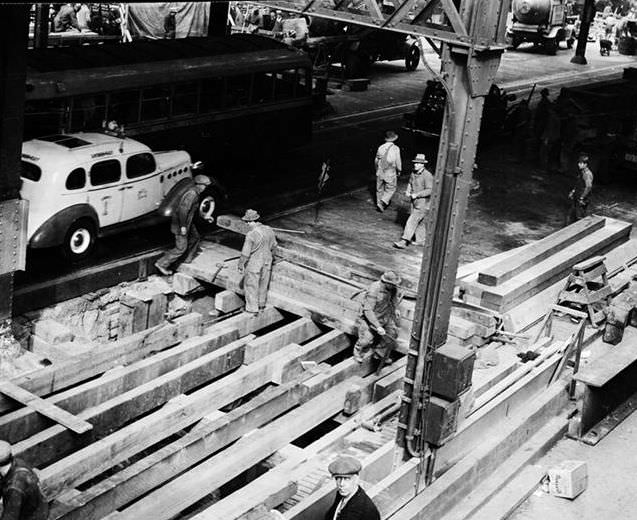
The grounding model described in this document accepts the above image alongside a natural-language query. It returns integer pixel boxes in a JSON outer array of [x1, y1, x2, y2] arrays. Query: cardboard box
[[548, 460, 588, 499]]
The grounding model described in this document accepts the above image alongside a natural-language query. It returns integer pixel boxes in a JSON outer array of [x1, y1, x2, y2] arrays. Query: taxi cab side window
[[127, 153, 156, 179], [66, 168, 86, 190], [90, 159, 121, 186]]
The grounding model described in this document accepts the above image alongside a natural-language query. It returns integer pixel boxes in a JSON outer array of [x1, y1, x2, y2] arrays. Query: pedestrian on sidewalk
[[0, 441, 48, 520], [155, 175, 212, 276], [324, 455, 380, 520], [566, 153, 594, 225], [374, 130, 402, 212], [238, 209, 277, 315], [353, 271, 401, 363], [394, 153, 433, 249]]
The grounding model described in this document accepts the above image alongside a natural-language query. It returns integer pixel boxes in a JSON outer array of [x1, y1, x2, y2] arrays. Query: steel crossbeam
[[258, 0, 508, 49]]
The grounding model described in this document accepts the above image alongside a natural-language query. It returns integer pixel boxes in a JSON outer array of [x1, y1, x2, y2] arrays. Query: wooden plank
[[106, 380, 359, 520], [0, 313, 202, 415], [15, 333, 252, 467], [215, 290, 244, 313], [0, 381, 92, 435], [244, 318, 322, 364], [206, 307, 285, 337], [478, 216, 605, 286]]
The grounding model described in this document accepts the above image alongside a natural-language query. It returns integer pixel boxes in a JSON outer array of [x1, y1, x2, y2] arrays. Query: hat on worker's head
[[193, 175, 211, 186], [328, 455, 362, 477], [242, 209, 261, 222], [578, 153, 589, 163], [0, 441, 13, 466], [384, 130, 398, 142], [380, 270, 402, 286], [412, 153, 428, 164]]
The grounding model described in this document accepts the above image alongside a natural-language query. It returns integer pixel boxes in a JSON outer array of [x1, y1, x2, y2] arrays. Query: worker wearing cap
[[155, 174, 212, 275], [0, 441, 48, 520], [375, 130, 402, 212], [394, 153, 433, 249], [324, 455, 380, 520], [353, 271, 401, 363], [566, 153, 594, 225], [239, 209, 277, 314]]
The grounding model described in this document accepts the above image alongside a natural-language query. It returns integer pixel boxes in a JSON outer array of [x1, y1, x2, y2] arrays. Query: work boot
[[154, 262, 173, 276], [393, 239, 408, 249], [412, 240, 426, 246], [376, 201, 385, 213]]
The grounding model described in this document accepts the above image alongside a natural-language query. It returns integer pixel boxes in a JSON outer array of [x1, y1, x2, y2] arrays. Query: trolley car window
[[65, 168, 86, 190], [274, 70, 296, 100], [90, 159, 121, 186], [173, 83, 199, 116], [25, 99, 65, 136], [70, 95, 107, 132], [127, 153, 156, 179], [141, 86, 171, 121], [200, 78, 225, 112], [226, 75, 252, 107], [296, 68, 310, 97], [21, 161, 41, 182], [253, 73, 275, 103], [110, 91, 140, 125]]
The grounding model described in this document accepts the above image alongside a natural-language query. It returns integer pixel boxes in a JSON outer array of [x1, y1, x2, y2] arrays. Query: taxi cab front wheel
[[63, 219, 96, 261]]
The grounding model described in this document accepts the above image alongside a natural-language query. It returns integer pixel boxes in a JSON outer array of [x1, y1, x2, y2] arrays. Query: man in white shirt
[[375, 130, 402, 212]]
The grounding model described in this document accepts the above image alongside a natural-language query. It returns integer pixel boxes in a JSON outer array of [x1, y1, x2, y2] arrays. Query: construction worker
[[393, 153, 433, 249], [375, 130, 402, 212], [238, 209, 277, 315], [566, 153, 594, 225], [0, 441, 48, 520], [353, 271, 401, 363], [324, 455, 380, 520], [155, 175, 212, 276]]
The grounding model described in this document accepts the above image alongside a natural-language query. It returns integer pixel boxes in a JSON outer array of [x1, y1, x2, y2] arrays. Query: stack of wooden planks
[[458, 216, 631, 317]]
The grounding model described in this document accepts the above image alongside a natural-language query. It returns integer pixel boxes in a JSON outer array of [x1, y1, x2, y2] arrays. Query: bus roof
[[26, 35, 311, 100]]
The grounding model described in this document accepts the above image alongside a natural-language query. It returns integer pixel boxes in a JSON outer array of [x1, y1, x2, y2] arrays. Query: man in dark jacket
[[155, 175, 211, 275], [566, 153, 594, 225], [324, 455, 380, 520], [0, 441, 48, 520], [53, 3, 80, 32]]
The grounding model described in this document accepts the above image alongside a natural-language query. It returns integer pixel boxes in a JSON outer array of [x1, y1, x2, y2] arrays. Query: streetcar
[[23, 34, 313, 196]]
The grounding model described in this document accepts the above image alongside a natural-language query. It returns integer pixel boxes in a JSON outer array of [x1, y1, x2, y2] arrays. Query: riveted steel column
[[0, 5, 29, 324]]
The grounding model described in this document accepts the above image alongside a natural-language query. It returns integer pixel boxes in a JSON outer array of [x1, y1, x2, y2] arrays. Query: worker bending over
[[0, 441, 48, 520], [353, 271, 402, 362], [239, 209, 277, 314]]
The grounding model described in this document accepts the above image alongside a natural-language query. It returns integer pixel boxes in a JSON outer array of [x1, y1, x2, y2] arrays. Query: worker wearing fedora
[[394, 153, 433, 249], [375, 130, 402, 212], [353, 271, 402, 363], [324, 455, 380, 520], [239, 209, 277, 314], [566, 153, 594, 225], [0, 441, 48, 520]]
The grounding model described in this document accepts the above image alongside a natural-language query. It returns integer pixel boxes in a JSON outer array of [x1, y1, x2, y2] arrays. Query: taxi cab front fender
[[30, 204, 99, 249]]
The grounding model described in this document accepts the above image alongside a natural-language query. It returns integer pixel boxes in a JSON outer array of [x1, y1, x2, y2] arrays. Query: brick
[[172, 273, 204, 296], [33, 319, 74, 345]]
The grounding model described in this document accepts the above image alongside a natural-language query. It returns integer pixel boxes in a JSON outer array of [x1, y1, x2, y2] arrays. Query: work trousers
[[401, 207, 427, 243], [156, 226, 200, 269], [566, 200, 588, 226], [376, 171, 397, 206], [243, 263, 273, 313], [353, 318, 397, 360]]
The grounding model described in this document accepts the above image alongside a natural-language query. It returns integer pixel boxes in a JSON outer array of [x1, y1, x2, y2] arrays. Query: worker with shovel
[[238, 209, 277, 315], [353, 271, 402, 364]]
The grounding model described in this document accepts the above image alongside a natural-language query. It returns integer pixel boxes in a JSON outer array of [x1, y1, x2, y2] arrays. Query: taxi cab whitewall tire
[[62, 218, 97, 261]]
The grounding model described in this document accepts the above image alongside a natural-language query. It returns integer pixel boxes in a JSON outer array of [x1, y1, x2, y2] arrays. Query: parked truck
[[507, 0, 574, 54]]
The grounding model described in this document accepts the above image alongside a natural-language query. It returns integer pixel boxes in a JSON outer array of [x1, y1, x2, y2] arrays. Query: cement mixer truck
[[507, 0, 574, 54]]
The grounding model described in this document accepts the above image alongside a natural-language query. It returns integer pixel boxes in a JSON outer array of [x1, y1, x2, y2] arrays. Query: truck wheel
[[63, 219, 96, 261], [405, 45, 420, 71], [545, 38, 558, 55]]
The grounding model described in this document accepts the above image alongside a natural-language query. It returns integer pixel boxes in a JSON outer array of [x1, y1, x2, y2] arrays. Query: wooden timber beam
[[49, 330, 355, 520], [0, 381, 92, 435], [0, 313, 202, 414]]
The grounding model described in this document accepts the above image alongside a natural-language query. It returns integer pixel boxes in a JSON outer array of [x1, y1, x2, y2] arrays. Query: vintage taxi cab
[[20, 132, 211, 260]]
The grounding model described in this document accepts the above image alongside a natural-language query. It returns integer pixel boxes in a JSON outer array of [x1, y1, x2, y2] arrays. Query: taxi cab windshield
[[21, 160, 42, 182]]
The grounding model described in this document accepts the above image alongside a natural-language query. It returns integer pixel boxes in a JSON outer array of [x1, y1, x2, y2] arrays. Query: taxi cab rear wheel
[[63, 219, 96, 261]]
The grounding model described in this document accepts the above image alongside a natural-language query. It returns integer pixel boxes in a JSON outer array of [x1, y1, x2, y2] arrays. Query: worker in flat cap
[[155, 174, 213, 276], [375, 130, 402, 212], [0, 441, 48, 520], [394, 153, 433, 249], [353, 271, 402, 363], [566, 153, 594, 225], [324, 455, 380, 520], [239, 209, 277, 314]]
